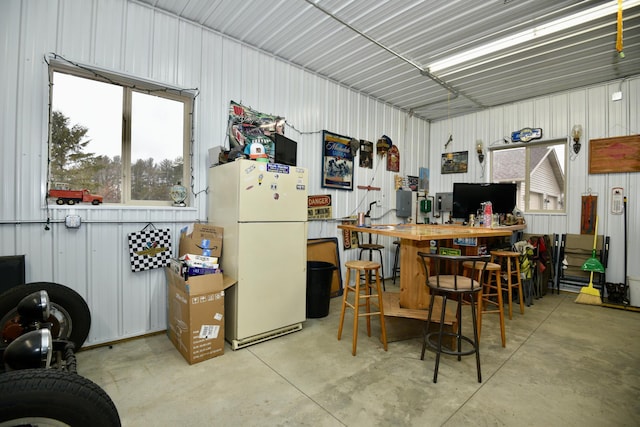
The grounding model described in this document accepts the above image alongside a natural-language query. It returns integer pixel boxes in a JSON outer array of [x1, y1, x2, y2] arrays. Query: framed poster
[[322, 130, 354, 190], [441, 151, 468, 174]]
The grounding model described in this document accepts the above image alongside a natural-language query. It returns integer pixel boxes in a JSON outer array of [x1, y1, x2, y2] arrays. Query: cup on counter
[[357, 212, 366, 226]]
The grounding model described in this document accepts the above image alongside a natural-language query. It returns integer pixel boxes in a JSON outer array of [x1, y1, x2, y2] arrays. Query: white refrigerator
[[208, 159, 308, 350]]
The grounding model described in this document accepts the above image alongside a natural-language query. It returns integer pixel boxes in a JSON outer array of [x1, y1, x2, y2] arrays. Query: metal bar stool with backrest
[[417, 252, 490, 383]]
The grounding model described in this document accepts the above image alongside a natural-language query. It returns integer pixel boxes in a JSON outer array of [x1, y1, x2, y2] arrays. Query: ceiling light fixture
[[428, 0, 640, 73]]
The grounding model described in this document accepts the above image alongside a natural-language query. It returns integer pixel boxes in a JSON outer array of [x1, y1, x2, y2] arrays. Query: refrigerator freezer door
[[235, 221, 307, 339], [236, 161, 308, 222]]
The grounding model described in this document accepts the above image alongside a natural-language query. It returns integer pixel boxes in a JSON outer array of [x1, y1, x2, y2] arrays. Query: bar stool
[[490, 250, 525, 319], [463, 260, 506, 347], [417, 252, 489, 383], [358, 232, 386, 291], [337, 260, 388, 356], [391, 240, 401, 284]]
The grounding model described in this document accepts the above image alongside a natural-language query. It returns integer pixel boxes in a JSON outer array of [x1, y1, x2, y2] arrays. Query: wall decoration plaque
[[441, 151, 468, 174], [511, 128, 542, 143], [588, 135, 640, 174], [387, 145, 400, 172]]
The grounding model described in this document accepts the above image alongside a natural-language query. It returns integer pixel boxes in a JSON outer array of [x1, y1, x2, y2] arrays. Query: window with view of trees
[[49, 69, 191, 205], [491, 140, 566, 212]]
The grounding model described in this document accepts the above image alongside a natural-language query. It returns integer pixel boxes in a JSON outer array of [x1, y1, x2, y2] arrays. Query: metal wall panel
[[151, 11, 179, 84], [94, 0, 126, 69], [1, 0, 429, 345], [17, 1, 57, 222], [123, 2, 153, 76], [176, 20, 203, 88], [0, 1, 21, 222], [58, 0, 94, 60], [85, 223, 124, 344]]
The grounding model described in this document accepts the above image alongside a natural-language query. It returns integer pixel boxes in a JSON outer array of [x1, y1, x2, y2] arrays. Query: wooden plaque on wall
[[588, 135, 640, 174]]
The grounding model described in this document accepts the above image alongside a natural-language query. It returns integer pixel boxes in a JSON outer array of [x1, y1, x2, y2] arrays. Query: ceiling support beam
[[304, 0, 484, 115]]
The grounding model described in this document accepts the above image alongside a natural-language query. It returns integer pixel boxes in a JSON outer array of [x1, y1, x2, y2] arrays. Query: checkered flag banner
[[127, 224, 172, 272]]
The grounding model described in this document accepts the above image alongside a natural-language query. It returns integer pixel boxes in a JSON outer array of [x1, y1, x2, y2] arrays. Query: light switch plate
[[65, 215, 82, 228]]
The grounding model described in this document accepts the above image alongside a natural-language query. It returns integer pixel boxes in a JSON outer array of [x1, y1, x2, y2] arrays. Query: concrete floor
[[77, 284, 640, 427]]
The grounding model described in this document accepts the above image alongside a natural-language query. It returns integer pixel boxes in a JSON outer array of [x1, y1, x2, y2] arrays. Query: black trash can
[[306, 261, 336, 318]]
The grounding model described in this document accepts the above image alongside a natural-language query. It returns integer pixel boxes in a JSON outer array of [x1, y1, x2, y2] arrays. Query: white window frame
[[489, 138, 567, 213], [47, 58, 195, 207]]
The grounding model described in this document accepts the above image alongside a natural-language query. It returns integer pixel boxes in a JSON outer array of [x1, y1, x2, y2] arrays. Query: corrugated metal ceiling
[[135, 0, 640, 121]]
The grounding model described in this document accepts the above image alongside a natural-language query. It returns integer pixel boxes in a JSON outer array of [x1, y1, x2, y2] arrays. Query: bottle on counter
[[483, 201, 493, 228]]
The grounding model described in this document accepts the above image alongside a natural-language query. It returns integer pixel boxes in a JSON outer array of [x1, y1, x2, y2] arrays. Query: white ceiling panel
[[136, 0, 640, 121]]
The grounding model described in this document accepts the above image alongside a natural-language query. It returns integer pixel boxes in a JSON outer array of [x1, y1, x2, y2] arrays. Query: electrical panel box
[[435, 192, 453, 213], [396, 190, 412, 218], [409, 191, 430, 224], [65, 215, 82, 229]]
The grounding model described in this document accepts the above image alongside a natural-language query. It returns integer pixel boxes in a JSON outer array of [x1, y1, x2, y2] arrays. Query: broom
[[575, 215, 604, 305]]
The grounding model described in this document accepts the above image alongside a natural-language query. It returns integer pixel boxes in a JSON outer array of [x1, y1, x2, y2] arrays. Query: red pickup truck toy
[[48, 189, 103, 205]]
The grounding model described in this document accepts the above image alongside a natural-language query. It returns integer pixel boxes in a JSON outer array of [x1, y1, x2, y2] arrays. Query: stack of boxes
[[165, 224, 235, 364]]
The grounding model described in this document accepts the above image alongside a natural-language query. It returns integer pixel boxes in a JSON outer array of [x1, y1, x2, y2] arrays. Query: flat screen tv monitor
[[452, 183, 517, 220], [274, 133, 297, 166]]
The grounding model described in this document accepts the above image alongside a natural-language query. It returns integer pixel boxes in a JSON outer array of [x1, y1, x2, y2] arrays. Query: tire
[[67, 199, 76, 205], [92, 200, 100, 205], [56, 198, 64, 205], [0, 369, 121, 427], [0, 282, 91, 349]]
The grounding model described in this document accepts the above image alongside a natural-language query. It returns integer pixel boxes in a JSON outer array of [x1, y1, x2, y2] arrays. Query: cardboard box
[[165, 267, 236, 364], [179, 224, 223, 258]]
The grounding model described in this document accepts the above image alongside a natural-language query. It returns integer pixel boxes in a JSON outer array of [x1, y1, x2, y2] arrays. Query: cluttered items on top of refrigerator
[[209, 101, 297, 168]]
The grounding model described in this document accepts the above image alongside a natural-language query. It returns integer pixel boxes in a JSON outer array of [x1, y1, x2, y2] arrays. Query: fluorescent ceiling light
[[428, 0, 640, 72]]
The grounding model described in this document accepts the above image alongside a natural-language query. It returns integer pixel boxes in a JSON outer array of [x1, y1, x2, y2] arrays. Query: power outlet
[[376, 199, 382, 207]]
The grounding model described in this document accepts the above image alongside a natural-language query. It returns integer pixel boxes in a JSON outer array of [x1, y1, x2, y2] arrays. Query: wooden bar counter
[[337, 223, 525, 317]]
